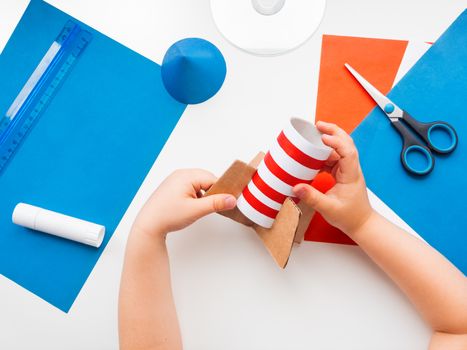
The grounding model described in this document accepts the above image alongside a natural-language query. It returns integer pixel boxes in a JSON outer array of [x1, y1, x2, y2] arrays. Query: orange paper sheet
[[305, 35, 409, 245]]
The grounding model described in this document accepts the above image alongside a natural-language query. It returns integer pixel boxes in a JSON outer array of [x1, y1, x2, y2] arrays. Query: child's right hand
[[293, 121, 373, 237]]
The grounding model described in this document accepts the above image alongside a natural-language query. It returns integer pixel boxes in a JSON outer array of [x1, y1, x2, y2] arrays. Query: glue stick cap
[[12, 203, 105, 248], [12, 203, 40, 228]]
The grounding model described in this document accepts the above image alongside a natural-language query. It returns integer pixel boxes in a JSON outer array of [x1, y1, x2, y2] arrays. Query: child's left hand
[[132, 169, 236, 239]]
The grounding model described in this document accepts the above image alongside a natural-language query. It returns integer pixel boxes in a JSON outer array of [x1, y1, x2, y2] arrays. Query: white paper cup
[[237, 117, 332, 228]]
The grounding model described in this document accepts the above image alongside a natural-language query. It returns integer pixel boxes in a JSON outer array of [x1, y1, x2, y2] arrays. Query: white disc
[[210, 0, 326, 56]]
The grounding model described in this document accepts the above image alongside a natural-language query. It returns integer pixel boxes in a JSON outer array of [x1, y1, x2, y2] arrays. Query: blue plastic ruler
[[0, 20, 92, 174]]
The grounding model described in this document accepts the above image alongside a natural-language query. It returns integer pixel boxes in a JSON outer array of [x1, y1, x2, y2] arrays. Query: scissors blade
[[344, 63, 403, 121]]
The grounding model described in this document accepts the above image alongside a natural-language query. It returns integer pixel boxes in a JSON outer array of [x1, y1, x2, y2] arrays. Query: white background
[[0, 1, 465, 349]]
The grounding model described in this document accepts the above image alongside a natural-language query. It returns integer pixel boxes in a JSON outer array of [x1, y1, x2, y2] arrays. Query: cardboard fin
[[248, 152, 265, 168], [294, 201, 315, 244], [206, 160, 255, 226], [206, 154, 307, 268], [253, 198, 300, 268]]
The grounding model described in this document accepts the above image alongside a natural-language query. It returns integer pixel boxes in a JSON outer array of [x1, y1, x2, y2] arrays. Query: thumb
[[293, 184, 334, 214], [193, 194, 237, 219]]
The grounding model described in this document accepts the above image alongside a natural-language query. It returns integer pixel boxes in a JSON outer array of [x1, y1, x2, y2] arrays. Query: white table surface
[[0, 1, 465, 349]]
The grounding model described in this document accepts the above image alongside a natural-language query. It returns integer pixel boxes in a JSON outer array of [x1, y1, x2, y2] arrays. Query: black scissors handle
[[392, 112, 458, 176], [392, 119, 435, 176], [402, 112, 458, 154]]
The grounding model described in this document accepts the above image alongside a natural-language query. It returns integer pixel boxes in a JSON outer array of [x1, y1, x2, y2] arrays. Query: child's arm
[[119, 169, 236, 350], [293, 121, 467, 350]]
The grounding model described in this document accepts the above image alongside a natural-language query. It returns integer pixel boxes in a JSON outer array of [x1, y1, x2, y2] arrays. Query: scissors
[[345, 63, 458, 176]]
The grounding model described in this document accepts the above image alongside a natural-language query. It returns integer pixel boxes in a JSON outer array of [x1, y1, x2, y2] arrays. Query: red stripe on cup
[[242, 185, 279, 219], [236, 195, 274, 228], [251, 172, 288, 204], [264, 152, 307, 187], [277, 131, 326, 170]]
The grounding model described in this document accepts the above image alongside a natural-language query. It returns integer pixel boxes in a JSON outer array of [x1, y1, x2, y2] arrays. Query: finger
[[321, 151, 340, 174], [184, 168, 218, 192], [321, 134, 360, 183], [293, 184, 334, 214], [317, 121, 354, 145], [193, 193, 237, 218], [316, 121, 340, 135], [322, 134, 355, 159], [322, 163, 340, 175], [327, 150, 340, 162], [325, 150, 340, 168]]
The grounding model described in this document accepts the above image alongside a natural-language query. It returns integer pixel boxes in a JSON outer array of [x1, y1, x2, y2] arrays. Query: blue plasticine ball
[[161, 38, 227, 105]]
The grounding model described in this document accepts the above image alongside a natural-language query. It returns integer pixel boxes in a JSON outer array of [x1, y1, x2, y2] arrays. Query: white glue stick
[[12, 203, 105, 248]]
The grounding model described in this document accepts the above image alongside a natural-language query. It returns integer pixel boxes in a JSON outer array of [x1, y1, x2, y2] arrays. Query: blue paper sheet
[[0, 0, 186, 312], [352, 10, 467, 274]]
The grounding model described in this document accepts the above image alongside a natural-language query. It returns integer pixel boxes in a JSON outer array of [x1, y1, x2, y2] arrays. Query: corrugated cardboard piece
[[206, 153, 315, 268]]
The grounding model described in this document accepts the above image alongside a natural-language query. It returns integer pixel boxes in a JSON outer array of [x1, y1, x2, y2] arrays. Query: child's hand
[[293, 121, 373, 236], [133, 169, 236, 239], [121, 168, 235, 348]]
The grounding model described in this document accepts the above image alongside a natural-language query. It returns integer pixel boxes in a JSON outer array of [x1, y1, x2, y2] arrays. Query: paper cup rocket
[[236, 118, 332, 228]]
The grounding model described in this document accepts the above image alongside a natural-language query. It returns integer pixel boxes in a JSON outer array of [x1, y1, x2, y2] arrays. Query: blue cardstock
[[352, 10, 467, 274], [0, 0, 186, 312]]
